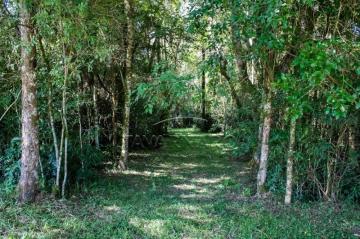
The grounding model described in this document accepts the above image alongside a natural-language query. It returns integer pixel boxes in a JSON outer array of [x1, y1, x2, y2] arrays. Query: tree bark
[[256, 91, 272, 195], [111, 69, 118, 162], [201, 48, 206, 119], [256, 54, 274, 195], [58, 114, 65, 190], [93, 79, 100, 149], [77, 89, 84, 170], [50, 86, 60, 192], [120, 0, 134, 170], [18, 0, 40, 203], [253, 122, 263, 164], [285, 119, 296, 204]]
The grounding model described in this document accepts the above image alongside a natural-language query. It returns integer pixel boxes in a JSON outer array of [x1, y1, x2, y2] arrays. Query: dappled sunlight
[[161, 154, 191, 159], [173, 183, 197, 190], [209, 163, 231, 169], [104, 205, 122, 213], [172, 182, 216, 200], [129, 152, 151, 157], [192, 176, 230, 185], [181, 163, 204, 169], [180, 134, 214, 138], [179, 193, 214, 200], [122, 170, 166, 177], [154, 162, 204, 171], [204, 143, 226, 148], [130, 217, 166, 237], [237, 167, 252, 174]]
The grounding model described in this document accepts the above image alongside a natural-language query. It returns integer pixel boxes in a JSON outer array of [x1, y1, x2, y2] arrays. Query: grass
[[1, 128, 359, 238]]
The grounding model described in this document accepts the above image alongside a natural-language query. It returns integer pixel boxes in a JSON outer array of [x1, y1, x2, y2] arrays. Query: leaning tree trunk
[[285, 119, 296, 204], [18, 0, 40, 204], [119, 0, 134, 170], [256, 54, 274, 195]]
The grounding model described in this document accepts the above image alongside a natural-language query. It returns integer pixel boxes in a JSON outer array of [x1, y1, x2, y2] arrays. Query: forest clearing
[[0, 0, 360, 238]]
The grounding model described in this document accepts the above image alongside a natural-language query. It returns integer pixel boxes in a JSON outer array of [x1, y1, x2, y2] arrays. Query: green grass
[[1, 128, 359, 238]]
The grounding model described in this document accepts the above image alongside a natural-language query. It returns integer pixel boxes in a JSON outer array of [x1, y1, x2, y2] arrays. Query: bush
[[0, 137, 21, 193]]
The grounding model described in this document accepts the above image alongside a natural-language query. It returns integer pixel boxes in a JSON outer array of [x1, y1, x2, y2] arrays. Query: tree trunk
[[219, 58, 241, 108], [256, 55, 274, 195], [120, 0, 134, 170], [77, 90, 84, 170], [201, 48, 206, 119], [49, 86, 60, 192], [223, 98, 227, 136], [18, 0, 40, 203], [57, 115, 65, 189], [256, 91, 272, 195], [120, 83, 130, 170], [253, 122, 263, 164], [93, 79, 100, 149], [38, 35, 60, 194], [61, 44, 69, 199], [285, 119, 296, 204], [111, 69, 118, 162]]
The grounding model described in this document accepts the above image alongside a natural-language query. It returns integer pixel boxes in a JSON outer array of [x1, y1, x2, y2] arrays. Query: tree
[[119, 0, 135, 170], [18, 0, 40, 203]]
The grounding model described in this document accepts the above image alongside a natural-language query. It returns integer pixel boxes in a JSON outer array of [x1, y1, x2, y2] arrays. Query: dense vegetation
[[0, 0, 359, 237]]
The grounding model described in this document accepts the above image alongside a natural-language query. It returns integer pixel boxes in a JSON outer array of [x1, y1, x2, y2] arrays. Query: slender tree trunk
[[285, 119, 296, 204], [201, 48, 206, 119], [18, 0, 40, 203], [253, 91, 265, 164], [77, 90, 84, 170], [111, 88, 118, 162], [49, 86, 60, 192], [93, 79, 100, 149], [57, 115, 65, 189], [38, 35, 60, 194], [120, 84, 130, 170], [61, 44, 69, 199], [120, 0, 134, 170], [256, 55, 274, 195]]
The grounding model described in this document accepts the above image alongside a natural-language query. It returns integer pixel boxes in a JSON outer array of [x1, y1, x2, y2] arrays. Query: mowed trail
[[2, 128, 355, 238]]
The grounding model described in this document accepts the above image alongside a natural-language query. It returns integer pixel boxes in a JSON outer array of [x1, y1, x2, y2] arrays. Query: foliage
[[0, 137, 21, 193]]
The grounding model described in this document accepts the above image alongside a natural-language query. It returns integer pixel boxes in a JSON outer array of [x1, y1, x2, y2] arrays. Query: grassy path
[[1, 128, 359, 238]]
